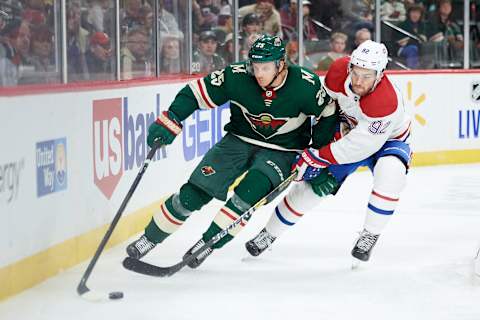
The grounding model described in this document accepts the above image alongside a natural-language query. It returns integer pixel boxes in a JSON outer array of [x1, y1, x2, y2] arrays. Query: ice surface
[[1, 164, 479, 320]]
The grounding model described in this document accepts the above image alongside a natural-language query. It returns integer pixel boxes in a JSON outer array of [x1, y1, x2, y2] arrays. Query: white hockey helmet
[[350, 39, 388, 77]]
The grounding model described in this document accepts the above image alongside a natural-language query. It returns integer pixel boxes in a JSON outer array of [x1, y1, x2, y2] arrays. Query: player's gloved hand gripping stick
[[292, 148, 331, 181], [147, 111, 182, 147]]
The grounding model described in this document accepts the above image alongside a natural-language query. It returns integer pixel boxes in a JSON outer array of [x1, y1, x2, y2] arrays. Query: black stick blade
[[122, 257, 183, 277]]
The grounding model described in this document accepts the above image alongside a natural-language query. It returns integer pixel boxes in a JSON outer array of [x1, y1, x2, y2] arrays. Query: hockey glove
[[292, 148, 331, 181], [147, 111, 183, 147], [309, 169, 339, 197]]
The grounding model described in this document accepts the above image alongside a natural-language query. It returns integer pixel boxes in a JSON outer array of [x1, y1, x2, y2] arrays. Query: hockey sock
[[203, 170, 272, 249], [364, 156, 406, 235], [265, 181, 324, 238], [146, 182, 212, 243]]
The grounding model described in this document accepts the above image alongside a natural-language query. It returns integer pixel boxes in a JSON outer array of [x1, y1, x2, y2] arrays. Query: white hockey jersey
[[317, 57, 411, 165]]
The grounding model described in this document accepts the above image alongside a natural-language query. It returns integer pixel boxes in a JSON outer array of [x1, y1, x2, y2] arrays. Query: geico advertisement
[[91, 88, 230, 201]]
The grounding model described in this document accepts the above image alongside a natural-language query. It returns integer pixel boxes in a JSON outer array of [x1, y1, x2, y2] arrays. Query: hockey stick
[[77, 142, 162, 301], [122, 171, 297, 277]]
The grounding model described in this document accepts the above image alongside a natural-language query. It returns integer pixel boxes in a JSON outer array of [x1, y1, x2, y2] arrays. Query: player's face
[[350, 66, 377, 96], [252, 61, 277, 87]]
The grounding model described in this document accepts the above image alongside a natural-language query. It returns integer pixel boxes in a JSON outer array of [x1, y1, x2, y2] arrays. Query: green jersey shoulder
[[172, 62, 335, 150]]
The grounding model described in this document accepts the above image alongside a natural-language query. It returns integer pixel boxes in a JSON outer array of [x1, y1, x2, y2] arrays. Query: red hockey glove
[[292, 148, 331, 181]]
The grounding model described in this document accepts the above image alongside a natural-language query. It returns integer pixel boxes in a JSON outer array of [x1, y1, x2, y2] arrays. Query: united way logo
[[472, 82, 480, 102], [36, 138, 68, 197]]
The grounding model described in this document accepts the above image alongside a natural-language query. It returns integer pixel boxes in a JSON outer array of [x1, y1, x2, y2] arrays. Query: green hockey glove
[[147, 111, 183, 147], [309, 169, 340, 197]]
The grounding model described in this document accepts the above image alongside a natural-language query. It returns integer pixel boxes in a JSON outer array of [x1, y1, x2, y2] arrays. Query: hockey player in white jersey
[[246, 40, 412, 262]]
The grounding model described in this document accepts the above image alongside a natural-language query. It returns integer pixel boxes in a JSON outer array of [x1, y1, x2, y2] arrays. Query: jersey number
[[316, 87, 327, 106]]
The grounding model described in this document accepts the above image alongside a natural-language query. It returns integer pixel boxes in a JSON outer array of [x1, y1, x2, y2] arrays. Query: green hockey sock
[[146, 182, 212, 243], [203, 170, 272, 249]]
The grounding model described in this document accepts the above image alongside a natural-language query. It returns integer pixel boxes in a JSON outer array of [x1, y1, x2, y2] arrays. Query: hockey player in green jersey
[[126, 35, 338, 269]]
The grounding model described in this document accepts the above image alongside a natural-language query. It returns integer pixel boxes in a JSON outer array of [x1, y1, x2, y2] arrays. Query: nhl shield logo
[[201, 166, 216, 176], [472, 82, 480, 102]]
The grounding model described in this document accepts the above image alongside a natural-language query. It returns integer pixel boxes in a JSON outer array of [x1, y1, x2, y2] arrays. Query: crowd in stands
[[0, 0, 478, 87]]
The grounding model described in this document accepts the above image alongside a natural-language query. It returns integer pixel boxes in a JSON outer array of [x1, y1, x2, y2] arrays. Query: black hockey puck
[[109, 291, 124, 300]]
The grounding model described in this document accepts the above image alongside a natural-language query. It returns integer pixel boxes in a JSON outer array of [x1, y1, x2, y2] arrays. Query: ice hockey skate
[[245, 228, 276, 257], [351, 229, 380, 262], [126, 235, 157, 259], [183, 239, 214, 269]]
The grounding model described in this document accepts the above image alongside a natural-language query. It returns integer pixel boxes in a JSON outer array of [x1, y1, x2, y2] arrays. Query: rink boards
[[1, 72, 480, 300]]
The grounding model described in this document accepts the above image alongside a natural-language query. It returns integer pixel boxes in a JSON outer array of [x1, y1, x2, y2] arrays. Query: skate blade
[[351, 258, 362, 270], [241, 256, 258, 263]]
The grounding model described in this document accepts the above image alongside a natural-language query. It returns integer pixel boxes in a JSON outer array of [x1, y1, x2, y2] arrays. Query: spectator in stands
[[86, 0, 110, 33], [285, 40, 299, 64], [86, 31, 113, 80], [0, 10, 7, 33], [309, 0, 343, 37], [240, 32, 262, 60], [214, 5, 233, 42], [381, 0, 407, 22], [159, 0, 181, 35], [239, 14, 262, 60], [427, 0, 463, 50], [27, 23, 57, 83], [121, 0, 142, 34], [221, 32, 234, 63], [396, 3, 428, 68], [219, 0, 232, 18], [280, 0, 318, 41], [21, 0, 47, 26], [121, 28, 153, 79], [197, 0, 220, 31], [192, 30, 225, 73], [67, 1, 89, 81], [354, 27, 371, 49], [239, 0, 282, 37], [138, 4, 154, 36], [160, 32, 182, 73], [0, 19, 31, 86], [341, 0, 374, 37], [241, 12, 261, 38], [316, 32, 348, 70], [143, 5, 154, 29]]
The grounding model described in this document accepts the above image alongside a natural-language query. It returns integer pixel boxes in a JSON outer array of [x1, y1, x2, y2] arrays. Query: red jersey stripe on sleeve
[[318, 144, 338, 164]]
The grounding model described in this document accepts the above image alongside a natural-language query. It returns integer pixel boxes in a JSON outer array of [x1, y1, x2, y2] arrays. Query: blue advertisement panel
[[36, 138, 68, 197]]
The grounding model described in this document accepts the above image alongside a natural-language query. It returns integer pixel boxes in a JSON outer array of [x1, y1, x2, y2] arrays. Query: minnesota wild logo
[[245, 112, 288, 139]]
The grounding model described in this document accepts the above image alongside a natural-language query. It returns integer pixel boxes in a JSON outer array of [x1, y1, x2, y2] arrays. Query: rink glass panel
[[1, 0, 480, 88]]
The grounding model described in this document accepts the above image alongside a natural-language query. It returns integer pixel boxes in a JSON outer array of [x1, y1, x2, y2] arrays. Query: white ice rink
[[1, 164, 479, 320]]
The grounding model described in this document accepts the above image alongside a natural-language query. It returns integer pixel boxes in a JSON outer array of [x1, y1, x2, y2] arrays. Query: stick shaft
[[77, 144, 160, 295]]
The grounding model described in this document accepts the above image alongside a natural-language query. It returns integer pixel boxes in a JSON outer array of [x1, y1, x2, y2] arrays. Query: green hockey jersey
[[169, 61, 337, 151]]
